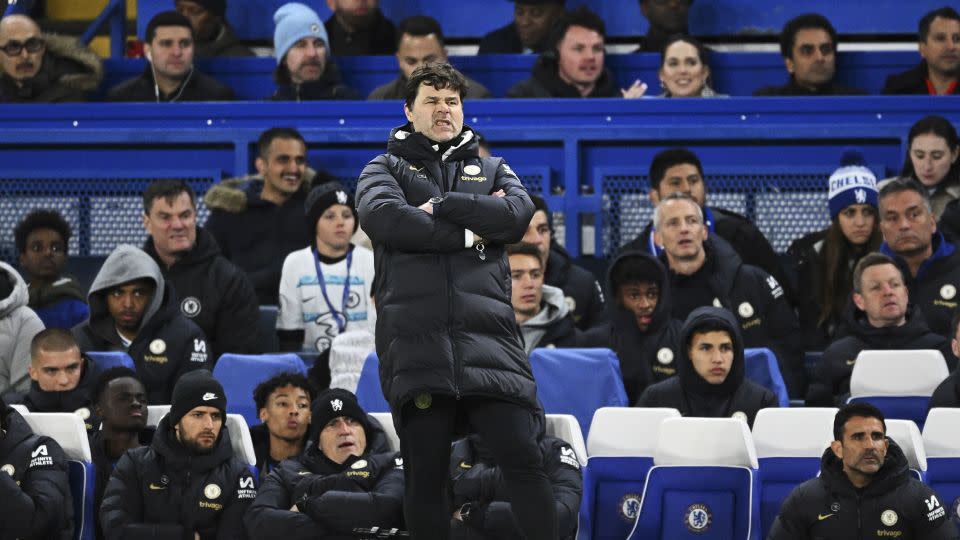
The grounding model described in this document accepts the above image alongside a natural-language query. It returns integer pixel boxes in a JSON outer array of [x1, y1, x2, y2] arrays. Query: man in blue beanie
[[175, 0, 253, 57]]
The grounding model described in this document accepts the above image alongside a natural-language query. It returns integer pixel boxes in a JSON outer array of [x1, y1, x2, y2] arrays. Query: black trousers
[[398, 395, 557, 540]]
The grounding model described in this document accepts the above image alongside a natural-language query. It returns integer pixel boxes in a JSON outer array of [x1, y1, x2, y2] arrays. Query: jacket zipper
[[438, 158, 461, 399]]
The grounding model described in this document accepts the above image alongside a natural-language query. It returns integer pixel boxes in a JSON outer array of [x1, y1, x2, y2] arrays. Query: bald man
[[0, 14, 102, 102]]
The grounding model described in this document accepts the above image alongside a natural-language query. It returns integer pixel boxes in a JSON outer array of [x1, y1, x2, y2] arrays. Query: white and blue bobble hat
[[273, 2, 328, 65], [827, 152, 878, 219]]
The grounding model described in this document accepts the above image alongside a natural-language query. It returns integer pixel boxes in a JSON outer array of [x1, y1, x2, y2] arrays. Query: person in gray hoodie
[[0, 262, 45, 398], [508, 242, 582, 354], [72, 245, 209, 404]]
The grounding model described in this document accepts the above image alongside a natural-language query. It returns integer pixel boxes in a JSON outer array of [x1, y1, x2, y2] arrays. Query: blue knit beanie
[[828, 164, 878, 219], [273, 2, 328, 65]]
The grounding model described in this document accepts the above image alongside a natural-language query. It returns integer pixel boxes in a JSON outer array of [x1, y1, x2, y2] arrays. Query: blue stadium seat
[[86, 351, 136, 374], [212, 353, 307, 427], [752, 407, 837, 539], [257, 305, 280, 352], [578, 407, 680, 540], [743, 348, 789, 408], [628, 418, 761, 540], [355, 352, 390, 413], [529, 348, 629, 439], [922, 407, 960, 534], [848, 350, 950, 430]]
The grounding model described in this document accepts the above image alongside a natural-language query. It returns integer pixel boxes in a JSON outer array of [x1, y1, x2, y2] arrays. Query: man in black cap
[[100, 370, 257, 539], [636, 0, 693, 53], [245, 388, 404, 538], [174, 0, 253, 57], [478, 0, 565, 55]]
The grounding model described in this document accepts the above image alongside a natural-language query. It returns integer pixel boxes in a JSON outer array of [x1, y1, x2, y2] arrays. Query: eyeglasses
[[0, 37, 45, 56]]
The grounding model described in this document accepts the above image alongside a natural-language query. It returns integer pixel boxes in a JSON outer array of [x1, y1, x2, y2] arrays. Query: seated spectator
[[878, 177, 960, 338], [893, 115, 960, 219], [271, 3, 359, 101], [652, 193, 805, 397], [768, 403, 955, 539], [14, 209, 88, 329], [73, 245, 208, 404], [100, 370, 257, 539], [251, 372, 314, 477], [108, 11, 235, 102], [636, 306, 778, 427], [449, 423, 582, 539], [478, 0, 565, 55], [507, 242, 581, 353], [277, 183, 376, 354], [929, 311, 960, 409], [174, 0, 254, 58], [656, 35, 723, 98], [245, 388, 404, 538], [787, 153, 881, 350], [806, 253, 953, 406], [142, 179, 260, 359], [754, 14, 866, 96], [0, 396, 73, 539], [636, 0, 692, 54], [0, 14, 102, 102], [369, 15, 491, 100], [582, 250, 683, 404], [0, 261, 44, 397], [523, 196, 605, 330], [883, 7, 960, 95], [205, 127, 312, 305], [13, 329, 96, 429], [507, 7, 645, 98], [621, 147, 791, 304], [324, 0, 396, 56], [88, 367, 152, 540]]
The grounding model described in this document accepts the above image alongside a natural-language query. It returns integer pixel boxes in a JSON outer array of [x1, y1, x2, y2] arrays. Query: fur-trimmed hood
[[0, 33, 103, 102], [44, 33, 103, 91], [203, 168, 319, 213]]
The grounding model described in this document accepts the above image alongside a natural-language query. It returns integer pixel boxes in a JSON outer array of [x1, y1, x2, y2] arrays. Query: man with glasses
[[0, 14, 103, 102]]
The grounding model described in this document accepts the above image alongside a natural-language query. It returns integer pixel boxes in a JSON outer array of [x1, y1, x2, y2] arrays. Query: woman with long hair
[[657, 35, 725, 98], [897, 115, 960, 219]]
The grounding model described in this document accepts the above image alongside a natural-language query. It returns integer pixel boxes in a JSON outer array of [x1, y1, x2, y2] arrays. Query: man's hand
[[418, 201, 434, 215], [195, 533, 201, 540], [452, 509, 462, 521], [491, 189, 505, 197]]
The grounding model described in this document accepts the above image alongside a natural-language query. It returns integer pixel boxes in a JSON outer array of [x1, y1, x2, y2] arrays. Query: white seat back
[[9, 404, 29, 416], [886, 419, 927, 472], [922, 408, 960, 458], [21, 412, 92, 462], [226, 414, 256, 466], [147, 405, 170, 427], [752, 408, 837, 458], [545, 413, 588, 466], [587, 407, 680, 457], [654, 417, 759, 468], [369, 412, 400, 452], [850, 350, 949, 396]]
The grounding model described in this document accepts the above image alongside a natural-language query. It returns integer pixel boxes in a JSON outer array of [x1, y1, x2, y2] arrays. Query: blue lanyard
[[648, 206, 716, 255], [311, 247, 353, 333]]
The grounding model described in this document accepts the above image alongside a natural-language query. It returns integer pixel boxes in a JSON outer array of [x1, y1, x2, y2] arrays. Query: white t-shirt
[[277, 245, 376, 353]]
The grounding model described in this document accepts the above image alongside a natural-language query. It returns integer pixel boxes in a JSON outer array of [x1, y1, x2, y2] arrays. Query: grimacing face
[[404, 83, 463, 142]]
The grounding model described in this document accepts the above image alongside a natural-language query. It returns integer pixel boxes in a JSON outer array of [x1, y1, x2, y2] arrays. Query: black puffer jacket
[[356, 124, 536, 414], [14, 356, 98, 430], [99, 415, 257, 540], [545, 244, 605, 331], [768, 441, 957, 539], [0, 405, 73, 540], [635, 307, 778, 428], [582, 250, 683, 404], [89, 427, 155, 540], [449, 434, 582, 540], [806, 304, 954, 406]]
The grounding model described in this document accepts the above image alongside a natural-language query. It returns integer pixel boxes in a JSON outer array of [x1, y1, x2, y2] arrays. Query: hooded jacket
[[768, 441, 957, 539], [0, 261, 45, 397], [0, 34, 103, 102], [27, 274, 89, 330], [195, 21, 254, 58], [882, 61, 957, 95], [0, 405, 73, 540], [356, 124, 536, 415], [635, 307, 778, 428], [506, 54, 621, 98], [449, 434, 582, 540], [806, 304, 954, 406], [144, 227, 261, 360], [519, 284, 581, 354], [204, 176, 310, 305], [881, 232, 960, 339], [107, 65, 235, 102], [545, 243, 605, 331], [271, 62, 359, 101], [582, 250, 683, 404], [99, 414, 256, 540], [244, 415, 402, 539], [73, 245, 209, 404]]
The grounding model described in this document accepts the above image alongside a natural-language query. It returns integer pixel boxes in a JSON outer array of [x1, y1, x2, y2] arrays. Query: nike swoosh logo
[[459, 461, 472, 469], [818, 513, 834, 521], [302, 297, 315, 303], [298, 471, 311, 476], [149, 483, 166, 490], [845, 359, 856, 366]]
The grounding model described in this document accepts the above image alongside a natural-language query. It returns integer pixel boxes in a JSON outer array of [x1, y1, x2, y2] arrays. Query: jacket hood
[[43, 34, 104, 92], [819, 439, 910, 496], [87, 245, 165, 337], [0, 261, 29, 318], [385, 123, 480, 163], [152, 414, 235, 472], [606, 249, 673, 334], [677, 306, 745, 398], [203, 169, 317, 213], [844, 303, 938, 347], [0, 405, 35, 456], [522, 284, 570, 329]]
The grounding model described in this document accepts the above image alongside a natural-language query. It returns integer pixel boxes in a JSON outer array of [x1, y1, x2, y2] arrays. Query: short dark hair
[[649, 148, 704, 190], [686, 320, 731, 349], [403, 62, 468, 110], [851, 252, 901, 294], [877, 176, 932, 213], [30, 328, 78, 359], [253, 372, 315, 412], [91, 366, 144, 406], [833, 402, 886, 441], [396, 15, 445, 46], [610, 255, 662, 293], [919, 7, 960, 42], [14, 209, 72, 255], [779, 13, 837, 59], [550, 6, 606, 53], [659, 34, 709, 69], [257, 127, 306, 159], [145, 10, 194, 43], [506, 241, 543, 264], [143, 179, 197, 215]]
